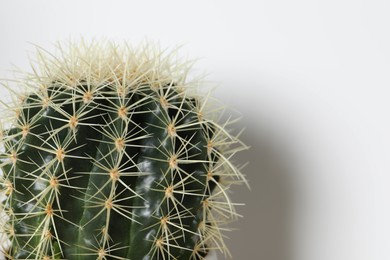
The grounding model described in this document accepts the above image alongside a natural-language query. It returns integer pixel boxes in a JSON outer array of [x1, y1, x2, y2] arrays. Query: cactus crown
[[0, 41, 248, 259]]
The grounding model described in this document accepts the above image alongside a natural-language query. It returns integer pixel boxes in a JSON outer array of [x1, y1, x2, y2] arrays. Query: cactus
[[0, 41, 248, 260]]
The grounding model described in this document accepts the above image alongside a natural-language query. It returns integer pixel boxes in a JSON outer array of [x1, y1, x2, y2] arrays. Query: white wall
[[0, 1, 389, 259]]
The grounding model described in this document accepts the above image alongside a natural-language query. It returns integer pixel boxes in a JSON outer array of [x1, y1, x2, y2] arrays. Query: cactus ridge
[[0, 41, 248, 259]]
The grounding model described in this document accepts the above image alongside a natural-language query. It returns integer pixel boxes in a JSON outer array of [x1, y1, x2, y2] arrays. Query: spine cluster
[[0, 41, 247, 260]]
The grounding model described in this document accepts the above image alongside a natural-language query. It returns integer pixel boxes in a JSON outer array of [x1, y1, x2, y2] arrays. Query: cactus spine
[[0, 41, 248, 259]]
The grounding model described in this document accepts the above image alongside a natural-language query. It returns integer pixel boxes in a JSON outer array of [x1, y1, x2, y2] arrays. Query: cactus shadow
[[217, 122, 296, 260]]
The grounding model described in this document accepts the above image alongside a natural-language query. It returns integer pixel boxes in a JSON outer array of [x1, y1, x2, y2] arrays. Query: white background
[[1, 1, 389, 259]]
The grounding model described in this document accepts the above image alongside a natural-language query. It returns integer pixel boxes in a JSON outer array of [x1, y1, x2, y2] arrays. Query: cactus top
[[0, 41, 248, 260]]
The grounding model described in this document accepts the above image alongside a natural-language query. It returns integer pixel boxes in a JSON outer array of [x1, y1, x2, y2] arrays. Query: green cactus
[[0, 41, 248, 260]]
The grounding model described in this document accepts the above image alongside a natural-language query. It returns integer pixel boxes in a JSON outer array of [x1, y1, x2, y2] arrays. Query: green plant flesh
[[0, 43, 247, 260]]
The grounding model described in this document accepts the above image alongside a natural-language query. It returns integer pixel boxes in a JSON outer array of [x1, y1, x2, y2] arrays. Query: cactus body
[[0, 42, 247, 259]]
